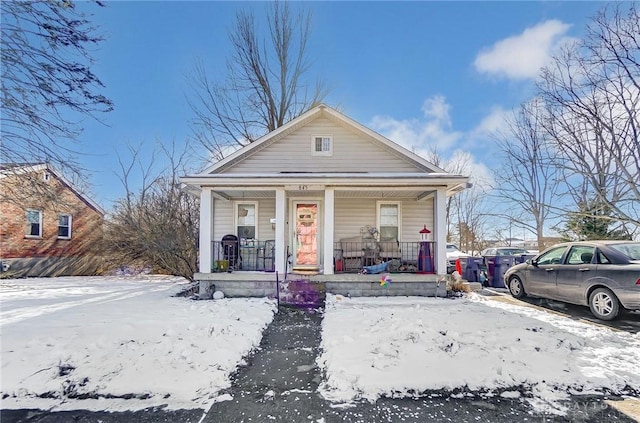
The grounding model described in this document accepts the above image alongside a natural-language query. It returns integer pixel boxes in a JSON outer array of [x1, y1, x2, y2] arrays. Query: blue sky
[[74, 1, 608, 208]]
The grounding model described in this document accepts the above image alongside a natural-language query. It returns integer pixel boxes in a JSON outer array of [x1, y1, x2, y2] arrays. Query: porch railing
[[209, 240, 436, 274], [334, 241, 436, 274], [211, 240, 275, 272]]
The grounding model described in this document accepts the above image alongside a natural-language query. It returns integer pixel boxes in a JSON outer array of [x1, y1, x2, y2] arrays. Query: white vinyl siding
[[333, 198, 434, 243], [213, 199, 277, 243], [334, 198, 377, 240], [400, 199, 434, 242], [224, 118, 421, 174]]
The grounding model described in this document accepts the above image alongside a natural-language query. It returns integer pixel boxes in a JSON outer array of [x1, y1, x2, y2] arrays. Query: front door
[[293, 202, 320, 269]]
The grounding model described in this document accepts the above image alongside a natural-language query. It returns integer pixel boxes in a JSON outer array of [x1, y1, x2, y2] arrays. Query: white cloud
[[472, 106, 510, 137], [368, 96, 503, 188], [369, 95, 463, 154], [445, 149, 494, 190], [474, 20, 574, 80]]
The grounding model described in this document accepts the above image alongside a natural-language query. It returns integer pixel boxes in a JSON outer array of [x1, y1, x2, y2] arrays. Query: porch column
[[199, 188, 213, 273], [275, 188, 286, 274], [323, 188, 335, 275], [434, 187, 447, 274]]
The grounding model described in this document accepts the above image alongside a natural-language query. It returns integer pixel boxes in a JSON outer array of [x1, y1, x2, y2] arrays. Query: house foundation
[[195, 272, 446, 299]]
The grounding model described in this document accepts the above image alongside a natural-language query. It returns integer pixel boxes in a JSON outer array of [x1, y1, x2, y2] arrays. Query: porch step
[[279, 278, 325, 308], [291, 265, 320, 276]]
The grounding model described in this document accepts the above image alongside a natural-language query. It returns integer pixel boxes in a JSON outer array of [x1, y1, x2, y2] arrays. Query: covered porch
[[182, 173, 468, 278]]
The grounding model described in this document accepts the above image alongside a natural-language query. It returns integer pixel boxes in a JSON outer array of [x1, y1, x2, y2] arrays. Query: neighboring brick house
[[0, 163, 105, 277]]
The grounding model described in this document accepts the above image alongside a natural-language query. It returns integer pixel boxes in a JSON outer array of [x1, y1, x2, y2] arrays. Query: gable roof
[[0, 163, 105, 215], [201, 104, 448, 175]]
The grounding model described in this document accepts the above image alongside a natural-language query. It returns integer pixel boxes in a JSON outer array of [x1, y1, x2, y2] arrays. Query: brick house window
[[58, 214, 72, 239], [25, 209, 42, 237]]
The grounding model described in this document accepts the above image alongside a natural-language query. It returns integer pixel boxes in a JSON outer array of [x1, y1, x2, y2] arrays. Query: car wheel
[[508, 276, 526, 299], [588, 288, 620, 321]]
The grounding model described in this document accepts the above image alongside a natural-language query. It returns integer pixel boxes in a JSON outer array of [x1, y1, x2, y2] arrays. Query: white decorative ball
[[213, 290, 225, 300]]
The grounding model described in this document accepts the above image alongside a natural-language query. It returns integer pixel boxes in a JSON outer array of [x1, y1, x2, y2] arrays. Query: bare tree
[[538, 4, 639, 229], [103, 142, 199, 281], [427, 149, 492, 252], [493, 100, 563, 249], [188, 2, 327, 160], [1, 0, 113, 178]]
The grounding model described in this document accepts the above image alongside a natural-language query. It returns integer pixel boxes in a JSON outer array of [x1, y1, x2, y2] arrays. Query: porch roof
[[181, 172, 470, 197]]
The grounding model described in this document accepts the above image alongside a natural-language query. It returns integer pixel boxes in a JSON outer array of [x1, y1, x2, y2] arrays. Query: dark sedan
[[504, 241, 640, 320]]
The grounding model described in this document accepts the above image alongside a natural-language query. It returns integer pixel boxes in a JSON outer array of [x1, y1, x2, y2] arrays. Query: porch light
[[419, 225, 431, 242]]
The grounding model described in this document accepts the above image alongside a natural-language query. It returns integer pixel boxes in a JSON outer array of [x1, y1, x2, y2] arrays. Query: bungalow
[[181, 104, 469, 297]]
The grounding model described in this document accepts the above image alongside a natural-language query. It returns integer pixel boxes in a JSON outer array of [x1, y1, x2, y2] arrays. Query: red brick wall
[[0, 170, 104, 260]]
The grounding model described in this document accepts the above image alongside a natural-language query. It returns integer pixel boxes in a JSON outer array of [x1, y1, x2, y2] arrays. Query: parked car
[[481, 247, 530, 257], [504, 241, 640, 321], [446, 243, 470, 274]]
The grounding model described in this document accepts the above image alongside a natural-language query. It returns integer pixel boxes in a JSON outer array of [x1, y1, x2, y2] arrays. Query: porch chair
[[221, 234, 242, 270], [340, 235, 366, 271], [378, 239, 402, 261]]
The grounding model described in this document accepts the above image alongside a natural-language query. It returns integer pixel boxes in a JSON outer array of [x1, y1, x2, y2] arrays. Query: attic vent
[[312, 135, 332, 156], [43, 172, 50, 182]]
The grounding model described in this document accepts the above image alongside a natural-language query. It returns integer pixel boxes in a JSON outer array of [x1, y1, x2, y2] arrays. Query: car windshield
[[497, 248, 528, 255], [609, 243, 640, 260]]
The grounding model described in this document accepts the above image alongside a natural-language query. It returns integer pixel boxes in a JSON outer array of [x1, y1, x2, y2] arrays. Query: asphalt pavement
[[2, 304, 637, 423]]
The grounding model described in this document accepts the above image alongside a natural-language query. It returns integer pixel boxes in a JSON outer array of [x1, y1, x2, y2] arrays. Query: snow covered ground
[[2, 277, 639, 417], [0, 276, 276, 412], [318, 294, 640, 415]]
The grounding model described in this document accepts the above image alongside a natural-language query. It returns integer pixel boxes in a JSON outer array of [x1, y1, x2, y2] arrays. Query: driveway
[[483, 288, 640, 334]]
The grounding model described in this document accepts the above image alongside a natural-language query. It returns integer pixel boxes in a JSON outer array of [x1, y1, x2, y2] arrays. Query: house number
[[299, 185, 308, 190]]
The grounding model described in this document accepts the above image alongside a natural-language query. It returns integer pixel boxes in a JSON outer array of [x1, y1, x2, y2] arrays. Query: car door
[[554, 245, 596, 304], [525, 245, 567, 298]]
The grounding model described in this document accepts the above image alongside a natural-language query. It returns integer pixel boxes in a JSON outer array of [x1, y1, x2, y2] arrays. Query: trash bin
[[459, 257, 484, 282], [486, 256, 517, 288]]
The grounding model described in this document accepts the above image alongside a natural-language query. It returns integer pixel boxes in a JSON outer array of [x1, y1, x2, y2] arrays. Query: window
[[58, 214, 72, 239], [312, 135, 332, 156], [25, 209, 42, 237], [236, 203, 257, 242], [377, 202, 400, 241], [566, 246, 595, 265], [536, 246, 566, 265]]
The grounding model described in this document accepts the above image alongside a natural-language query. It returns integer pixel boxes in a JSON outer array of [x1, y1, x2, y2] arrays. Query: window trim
[[234, 201, 259, 242], [25, 209, 43, 238], [311, 135, 333, 156], [58, 213, 72, 239], [376, 201, 402, 241]]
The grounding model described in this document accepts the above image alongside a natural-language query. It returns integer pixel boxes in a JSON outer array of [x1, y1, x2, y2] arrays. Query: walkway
[[199, 305, 633, 423]]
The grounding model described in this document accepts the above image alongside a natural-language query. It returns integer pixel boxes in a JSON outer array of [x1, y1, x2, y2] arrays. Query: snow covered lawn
[[3, 277, 639, 417], [318, 294, 640, 415], [0, 276, 276, 412]]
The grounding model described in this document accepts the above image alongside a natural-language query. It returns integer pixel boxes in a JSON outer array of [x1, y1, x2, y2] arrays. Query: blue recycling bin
[[486, 256, 517, 288], [459, 257, 484, 282]]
